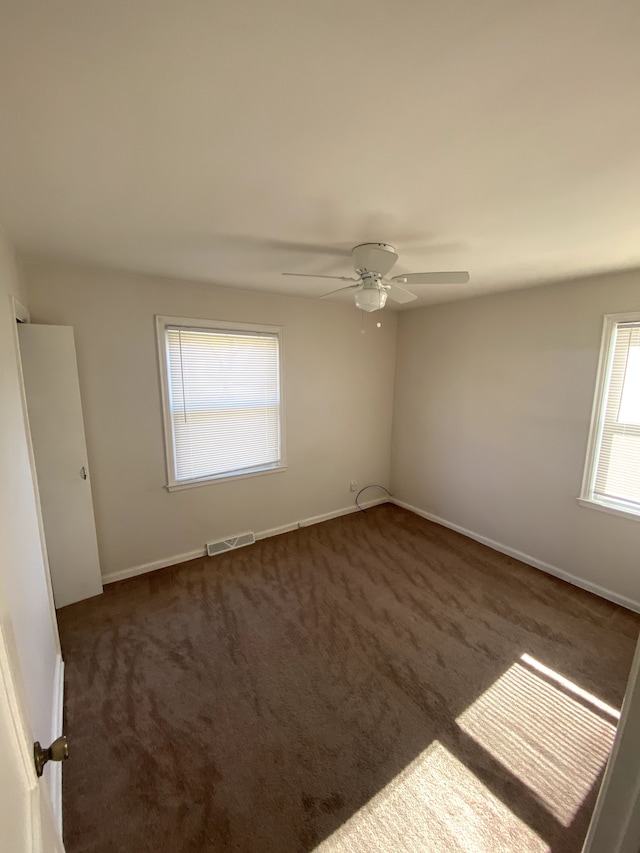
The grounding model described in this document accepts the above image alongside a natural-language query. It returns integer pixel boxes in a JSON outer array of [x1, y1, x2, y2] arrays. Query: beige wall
[[391, 269, 640, 607], [24, 260, 397, 578], [21, 256, 640, 605]]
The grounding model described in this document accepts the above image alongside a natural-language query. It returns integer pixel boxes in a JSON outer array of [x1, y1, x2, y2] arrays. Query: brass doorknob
[[34, 735, 69, 778]]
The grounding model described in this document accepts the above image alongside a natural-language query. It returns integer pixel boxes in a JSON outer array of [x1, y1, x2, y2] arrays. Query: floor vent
[[206, 532, 256, 557]]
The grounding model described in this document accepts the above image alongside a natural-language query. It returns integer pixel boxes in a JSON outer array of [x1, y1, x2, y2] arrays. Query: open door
[[0, 619, 65, 853], [0, 295, 65, 851]]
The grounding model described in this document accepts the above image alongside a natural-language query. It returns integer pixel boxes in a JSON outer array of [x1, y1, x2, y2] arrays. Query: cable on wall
[[355, 484, 392, 512]]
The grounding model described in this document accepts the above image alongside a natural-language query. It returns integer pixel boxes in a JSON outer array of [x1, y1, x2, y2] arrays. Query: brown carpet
[[57, 504, 639, 853]]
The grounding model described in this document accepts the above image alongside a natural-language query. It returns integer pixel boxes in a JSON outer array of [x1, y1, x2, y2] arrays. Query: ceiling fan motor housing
[[351, 243, 398, 276]]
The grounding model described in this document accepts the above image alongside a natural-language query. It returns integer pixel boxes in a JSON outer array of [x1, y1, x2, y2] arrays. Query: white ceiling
[[1, 0, 639, 308]]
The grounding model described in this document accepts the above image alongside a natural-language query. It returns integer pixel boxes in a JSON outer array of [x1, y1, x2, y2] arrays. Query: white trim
[[580, 313, 616, 502], [580, 311, 640, 508], [49, 654, 64, 835], [578, 497, 640, 523], [390, 498, 640, 614], [155, 315, 286, 491], [166, 463, 288, 492], [254, 521, 300, 539], [13, 298, 30, 324], [101, 496, 389, 585], [102, 548, 207, 585], [294, 498, 387, 528]]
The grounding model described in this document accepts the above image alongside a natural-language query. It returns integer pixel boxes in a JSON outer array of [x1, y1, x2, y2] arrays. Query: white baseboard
[[292, 496, 388, 530], [102, 496, 389, 586], [50, 653, 64, 834], [103, 548, 208, 585], [391, 497, 640, 614]]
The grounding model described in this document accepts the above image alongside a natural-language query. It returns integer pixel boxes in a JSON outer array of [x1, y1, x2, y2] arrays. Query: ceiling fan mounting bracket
[[351, 243, 398, 276]]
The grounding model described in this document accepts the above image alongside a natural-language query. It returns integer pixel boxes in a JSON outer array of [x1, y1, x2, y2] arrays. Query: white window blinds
[[590, 321, 640, 513], [165, 326, 281, 483]]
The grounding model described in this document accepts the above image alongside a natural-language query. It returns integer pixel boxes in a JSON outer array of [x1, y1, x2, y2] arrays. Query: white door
[[0, 294, 65, 851], [0, 621, 65, 853], [18, 324, 103, 608]]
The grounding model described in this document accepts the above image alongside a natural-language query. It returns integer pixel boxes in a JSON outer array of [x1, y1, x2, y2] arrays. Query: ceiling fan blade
[[282, 273, 359, 282], [264, 239, 351, 256], [386, 282, 418, 304], [214, 236, 351, 257], [318, 284, 361, 298], [391, 271, 470, 285]]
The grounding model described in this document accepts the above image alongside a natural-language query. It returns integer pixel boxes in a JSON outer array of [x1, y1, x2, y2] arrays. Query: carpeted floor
[[57, 504, 639, 853]]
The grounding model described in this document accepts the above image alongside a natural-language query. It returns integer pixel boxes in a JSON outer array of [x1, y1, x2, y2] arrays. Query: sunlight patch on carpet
[[315, 740, 548, 853], [456, 655, 618, 826]]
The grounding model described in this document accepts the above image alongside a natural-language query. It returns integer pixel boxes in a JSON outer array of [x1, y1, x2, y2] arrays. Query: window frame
[[155, 315, 287, 491], [579, 310, 640, 522]]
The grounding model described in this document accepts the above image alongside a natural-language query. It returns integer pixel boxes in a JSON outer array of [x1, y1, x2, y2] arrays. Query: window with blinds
[[581, 314, 640, 518], [157, 317, 284, 488]]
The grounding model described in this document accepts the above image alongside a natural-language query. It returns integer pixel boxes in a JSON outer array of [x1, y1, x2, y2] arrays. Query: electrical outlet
[[350, 480, 358, 492]]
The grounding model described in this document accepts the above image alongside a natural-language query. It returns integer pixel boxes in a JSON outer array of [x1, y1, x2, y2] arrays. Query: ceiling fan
[[282, 243, 469, 311]]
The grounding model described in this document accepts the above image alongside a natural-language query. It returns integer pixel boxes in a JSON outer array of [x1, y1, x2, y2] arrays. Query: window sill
[[577, 497, 640, 523], [166, 463, 288, 492]]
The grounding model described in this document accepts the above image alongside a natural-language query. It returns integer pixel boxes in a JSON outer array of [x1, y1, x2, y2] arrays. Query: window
[[156, 316, 285, 490], [580, 312, 640, 520]]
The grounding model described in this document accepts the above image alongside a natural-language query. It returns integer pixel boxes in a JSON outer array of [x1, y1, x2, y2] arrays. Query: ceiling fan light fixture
[[355, 288, 387, 312]]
